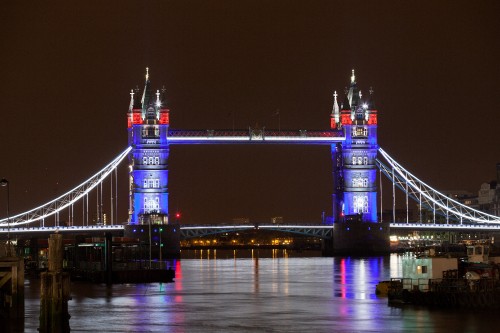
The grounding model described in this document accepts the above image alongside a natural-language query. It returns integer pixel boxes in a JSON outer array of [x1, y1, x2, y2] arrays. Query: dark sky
[[1, 1, 499, 224]]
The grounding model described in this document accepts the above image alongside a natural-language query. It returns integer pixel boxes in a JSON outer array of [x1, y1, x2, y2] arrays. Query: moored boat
[[388, 244, 500, 308]]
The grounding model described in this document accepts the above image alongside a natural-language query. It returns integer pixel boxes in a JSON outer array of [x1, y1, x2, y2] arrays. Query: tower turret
[[127, 68, 170, 225], [366, 87, 378, 126], [330, 91, 340, 129], [332, 70, 378, 223], [340, 87, 352, 126], [159, 86, 170, 125], [330, 69, 389, 254]]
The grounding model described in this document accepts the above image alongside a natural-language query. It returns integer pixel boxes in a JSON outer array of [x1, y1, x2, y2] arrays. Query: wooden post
[[39, 234, 71, 333], [0, 252, 25, 320], [105, 232, 113, 285]]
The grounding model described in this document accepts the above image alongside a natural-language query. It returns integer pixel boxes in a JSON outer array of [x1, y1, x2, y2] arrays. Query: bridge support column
[[332, 221, 390, 255], [39, 234, 71, 333], [321, 238, 334, 256]]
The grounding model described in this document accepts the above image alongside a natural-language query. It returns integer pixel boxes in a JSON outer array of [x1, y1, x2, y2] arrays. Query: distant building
[[271, 216, 283, 224], [478, 181, 499, 216], [232, 217, 250, 224], [474, 163, 500, 216], [441, 190, 479, 210]]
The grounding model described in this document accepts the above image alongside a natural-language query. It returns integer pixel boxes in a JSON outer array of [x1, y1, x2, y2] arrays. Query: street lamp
[[0, 178, 11, 256]]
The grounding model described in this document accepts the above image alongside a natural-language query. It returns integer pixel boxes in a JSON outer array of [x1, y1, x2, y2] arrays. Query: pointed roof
[[366, 87, 376, 110], [132, 86, 142, 109], [141, 67, 153, 111], [332, 90, 339, 116], [347, 69, 360, 109], [128, 89, 134, 112], [160, 86, 168, 109], [341, 87, 350, 110]]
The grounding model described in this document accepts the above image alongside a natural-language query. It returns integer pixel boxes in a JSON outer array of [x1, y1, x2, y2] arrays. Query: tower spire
[[129, 89, 134, 111], [331, 90, 340, 128], [141, 67, 153, 113]]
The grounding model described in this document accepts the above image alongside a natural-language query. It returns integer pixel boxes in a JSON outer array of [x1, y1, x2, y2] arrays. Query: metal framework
[[2, 144, 498, 230], [0, 225, 124, 236], [377, 148, 500, 224], [390, 223, 500, 232], [0, 147, 131, 227], [179, 224, 333, 240], [166, 129, 344, 144]]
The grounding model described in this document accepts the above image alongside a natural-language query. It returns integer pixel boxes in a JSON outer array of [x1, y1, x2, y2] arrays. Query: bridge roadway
[[2, 223, 500, 240], [166, 129, 344, 145]]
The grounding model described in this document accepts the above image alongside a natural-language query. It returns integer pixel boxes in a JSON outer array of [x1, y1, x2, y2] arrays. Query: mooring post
[[39, 233, 71, 333], [105, 232, 113, 285], [0, 243, 25, 321]]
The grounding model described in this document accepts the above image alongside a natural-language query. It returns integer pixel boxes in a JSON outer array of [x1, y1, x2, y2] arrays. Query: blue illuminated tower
[[127, 68, 170, 225], [330, 71, 388, 254], [336, 70, 378, 222]]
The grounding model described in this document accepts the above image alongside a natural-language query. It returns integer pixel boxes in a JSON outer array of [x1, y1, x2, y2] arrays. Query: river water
[[15, 249, 500, 332]]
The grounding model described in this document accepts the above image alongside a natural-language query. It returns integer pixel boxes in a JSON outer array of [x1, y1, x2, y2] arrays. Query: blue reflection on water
[[18, 251, 500, 332]]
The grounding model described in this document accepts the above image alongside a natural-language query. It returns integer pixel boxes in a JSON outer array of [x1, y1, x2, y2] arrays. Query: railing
[[167, 129, 344, 138]]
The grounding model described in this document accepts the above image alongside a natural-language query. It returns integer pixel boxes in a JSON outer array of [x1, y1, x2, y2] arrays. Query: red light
[[132, 112, 142, 124], [368, 113, 377, 125], [159, 111, 169, 125], [175, 212, 181, 219], [341, 113, 352, 125]]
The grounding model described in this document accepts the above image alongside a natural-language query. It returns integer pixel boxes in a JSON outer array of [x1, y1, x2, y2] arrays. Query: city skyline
[[1, 1, 499, 224]]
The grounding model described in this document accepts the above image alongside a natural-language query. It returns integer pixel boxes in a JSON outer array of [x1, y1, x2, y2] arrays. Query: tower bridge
[[1, 69, 499, 256]]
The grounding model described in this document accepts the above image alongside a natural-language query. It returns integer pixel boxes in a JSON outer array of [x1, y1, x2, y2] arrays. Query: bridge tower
[[127, 68, 170, 225], [330, 71, 389, 254]]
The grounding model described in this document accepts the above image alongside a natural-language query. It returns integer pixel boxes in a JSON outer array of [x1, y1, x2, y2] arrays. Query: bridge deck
[[2, 223, 500, 239], [166, 129, 344, 144]]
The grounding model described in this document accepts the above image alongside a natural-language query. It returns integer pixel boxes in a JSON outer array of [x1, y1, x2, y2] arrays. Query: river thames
[[16, 250, 500, 332]]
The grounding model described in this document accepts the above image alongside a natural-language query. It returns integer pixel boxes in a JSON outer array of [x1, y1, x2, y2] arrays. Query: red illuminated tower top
[[332, 70, 377, 128], [127, 68, 169, 128]]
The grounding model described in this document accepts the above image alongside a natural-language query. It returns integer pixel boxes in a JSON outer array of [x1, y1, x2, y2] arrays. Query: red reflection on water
[[175, 260, 183, 302], [340, 258, 346, 298]]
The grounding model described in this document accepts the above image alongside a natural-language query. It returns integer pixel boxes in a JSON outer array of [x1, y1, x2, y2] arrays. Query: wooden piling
[[0, 248, 25, 320], [39, 234, 71, 333]]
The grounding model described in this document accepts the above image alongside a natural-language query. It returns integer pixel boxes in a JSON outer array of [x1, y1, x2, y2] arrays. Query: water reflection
[[17, 252, 500, 332], [336, 256, 388, 300]]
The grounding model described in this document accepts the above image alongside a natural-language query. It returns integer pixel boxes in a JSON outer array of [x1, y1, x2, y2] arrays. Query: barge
[[388, 245, 500, 308]]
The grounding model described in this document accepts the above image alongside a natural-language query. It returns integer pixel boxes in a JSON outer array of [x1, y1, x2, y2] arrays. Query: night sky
[[1, 1, 499, 225]]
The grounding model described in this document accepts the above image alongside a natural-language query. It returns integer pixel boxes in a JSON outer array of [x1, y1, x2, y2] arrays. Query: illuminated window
[[353, 126, 367, 137], [352, 156, 357, 165], [144, 196, 160, 212], [357, 157, 362, 165], [143, 156, 147, 164], [144, 178, 160, 188], [352, 177, 368, 188], [363, 157, 368, 165], [417, 265, 428, 274], [154, 157, 159, 165], [353, 195, 369, 213]]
